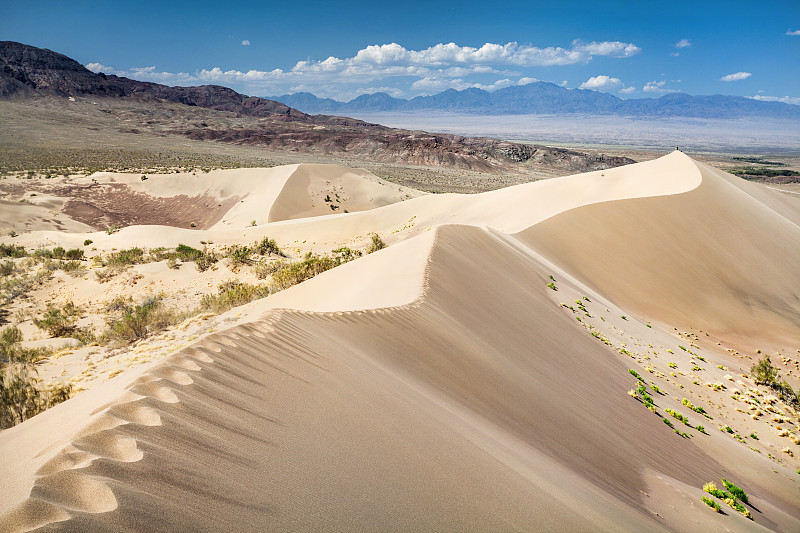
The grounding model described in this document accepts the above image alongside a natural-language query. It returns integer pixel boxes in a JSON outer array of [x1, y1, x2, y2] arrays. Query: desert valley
[[1, 16, 799, 533]]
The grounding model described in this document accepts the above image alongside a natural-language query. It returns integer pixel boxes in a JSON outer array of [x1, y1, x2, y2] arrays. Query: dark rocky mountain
[[0, 41, 636, 175], [0, 41, 304, 119], [274, 82, 800, 119]]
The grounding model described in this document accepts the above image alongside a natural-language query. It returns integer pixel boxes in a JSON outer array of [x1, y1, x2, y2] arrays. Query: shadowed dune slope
[[518, 159, 800, 351], [2, 226, 798, 532]]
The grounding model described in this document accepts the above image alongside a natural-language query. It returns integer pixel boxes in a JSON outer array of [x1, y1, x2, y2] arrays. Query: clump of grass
[[665, 408, 690, 425], [721, 479, 748, 504], [681, 398, 707, 415], [696, 425, 706, 434], [200, 281, 270, 314], [701, 496, 720, 512], [629, 369, 645, 382], [547, 282, 557, 291]]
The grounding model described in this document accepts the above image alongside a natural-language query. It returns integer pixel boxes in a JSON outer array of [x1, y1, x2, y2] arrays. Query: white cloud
[[619, 86, 635, 94], [749, 94, 800, 105], [410, 76, 515, 94], [241, 40, 251, 46], [559, 80, 568, 87], [643, 80, 676, 93], [579, 75, 622, 90], [720, 71, 751, 82], [84, 38, 641, 98], [670, 52, 680, 57], [516, 77, 538, 85], [300, 40, 640, 71], [85, 62, 115, 73], [786, 29, 800, 36], [674, 39, 691, 48]]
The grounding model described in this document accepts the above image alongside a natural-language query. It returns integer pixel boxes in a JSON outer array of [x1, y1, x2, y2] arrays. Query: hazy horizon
[[343, 112, 800, 155]]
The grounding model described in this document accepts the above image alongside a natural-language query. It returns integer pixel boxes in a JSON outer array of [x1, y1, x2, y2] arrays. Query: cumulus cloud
[[410, 77, 515, 94], [749, 94, 800, 105], [241, 40, 251, 46], [84, 38, 641, 98], [579, 75, 635, 94], [674, 39, 691, 48], [85, 62, 115, 73], [516, 77, 538, 85], [786, 29, 800, 36], [579, 75, 623, 90], [643, 80, 675, 93], [298, 40, 640, 71], [720, 71, 751, 82]]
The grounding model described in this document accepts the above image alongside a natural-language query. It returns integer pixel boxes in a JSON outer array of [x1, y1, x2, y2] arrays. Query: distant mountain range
[[272, 84, 800, 119]]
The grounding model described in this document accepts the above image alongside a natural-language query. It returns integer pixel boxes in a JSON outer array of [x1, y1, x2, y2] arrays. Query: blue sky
[[3, 0, 799, 103]]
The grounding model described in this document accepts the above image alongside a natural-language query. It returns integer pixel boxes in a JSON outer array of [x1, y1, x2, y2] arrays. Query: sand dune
[[1, 152, 799, 531]]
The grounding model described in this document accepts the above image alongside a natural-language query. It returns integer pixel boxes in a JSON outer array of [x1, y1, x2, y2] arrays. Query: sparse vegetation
[[1, 326, 71, 428]]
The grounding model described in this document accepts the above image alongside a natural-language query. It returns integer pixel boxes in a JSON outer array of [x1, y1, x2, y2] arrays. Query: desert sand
[[1, 152, 799, 531]]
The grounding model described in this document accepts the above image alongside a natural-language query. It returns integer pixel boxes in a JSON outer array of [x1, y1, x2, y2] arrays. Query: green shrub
[[751, 355, 778, 385], [696, 425, 706, 433], [270, 253, 338, 290], [175, 244, 203, 261], [195, 251, 218, 272], [106, 247, 145, 267], [0, 243, 26, 258], [200, 281, 270, 314], [34, 302, 81, 337], [83, 239, 93, 246], [52, 246, 65, 259], [60, 260, 85, 274], [227, 244, 253, 266], [366, 233, 386, 254], [1, 327, 71, 428], [254, 237, 283, 257], [64, 249, 84, 260], [103, 297, 181, 345], [0, 261, 14, 277]]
